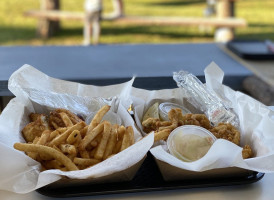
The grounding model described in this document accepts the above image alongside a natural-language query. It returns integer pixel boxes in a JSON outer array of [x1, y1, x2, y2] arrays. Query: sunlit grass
[[0, 0, 273, 45]]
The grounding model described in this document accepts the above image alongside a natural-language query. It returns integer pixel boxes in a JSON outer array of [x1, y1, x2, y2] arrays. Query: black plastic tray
[[37, 153, 264, 198], [227, 40, 274, 60]]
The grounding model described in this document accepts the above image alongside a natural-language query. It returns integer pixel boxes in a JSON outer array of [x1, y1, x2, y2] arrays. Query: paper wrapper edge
[[43, 156, 146, 188]]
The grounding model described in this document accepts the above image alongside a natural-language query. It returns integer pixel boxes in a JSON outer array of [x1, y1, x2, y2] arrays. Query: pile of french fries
[[14, 105, 135, 171]]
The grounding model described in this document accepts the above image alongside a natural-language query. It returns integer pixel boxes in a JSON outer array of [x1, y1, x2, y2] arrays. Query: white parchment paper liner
[[132, 62, 274, 178], [0, 65, 154, 193]]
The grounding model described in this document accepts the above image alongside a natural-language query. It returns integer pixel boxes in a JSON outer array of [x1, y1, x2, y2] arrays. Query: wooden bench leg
[[215, 0, 235, 42], [37, 0, 60, 39]]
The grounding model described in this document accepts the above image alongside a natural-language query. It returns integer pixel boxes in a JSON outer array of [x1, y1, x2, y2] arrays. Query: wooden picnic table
[[0, 42, 253, 110], [25, 0, 246, 44]]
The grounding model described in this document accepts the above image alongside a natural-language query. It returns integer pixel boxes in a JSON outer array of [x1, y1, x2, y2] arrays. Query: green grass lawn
[[0, 0, 273, 45]]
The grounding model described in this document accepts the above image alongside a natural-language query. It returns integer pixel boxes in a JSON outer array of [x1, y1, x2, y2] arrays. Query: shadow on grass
[[1, 23, 274, 44], [0, 26, 36, 44], [237, 33, 274, 41], [0, 25, 83, 45], [54, 25, 214, 41], [55, 27, 82, 37], [248, 23, 274, 28], [236, 23, 274, 40], [146, 0, 204, 7], [0, 24, 213, 42], [101, 25, 213, 39]]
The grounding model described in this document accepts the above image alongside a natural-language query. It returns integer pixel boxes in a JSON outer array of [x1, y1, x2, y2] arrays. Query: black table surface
[[0, 43, 252, 95]]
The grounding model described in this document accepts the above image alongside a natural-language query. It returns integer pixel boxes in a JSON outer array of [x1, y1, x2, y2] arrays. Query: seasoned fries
[[59, 112, 74, 127], [14, 143, 79, 171], [14, 107, 135, 171], [89, 105, 110, 130], [49, 122, 86, 147], [120, 126, 135, 151], [103, 125, 118, 160], [79, 122, 104, 150], [113, 125, 125, 154], [94, 121, 111, 160], [67, 130, 81, 145], [73, 157, 100, 167]]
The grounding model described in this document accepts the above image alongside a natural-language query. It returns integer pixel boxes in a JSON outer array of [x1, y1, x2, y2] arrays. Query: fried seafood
[[29, 113, 46, 122], [142, 108, 211, 136], [242, 144, 253, 159], [142, 118, 160, 133], [164, 108, 179, 129], [49, 108, 83, 129], [142, 118, 172, 133], [154, 129, 172, 142], [181, 113, 212, 130], [209, 123, 240, 145], [22, 114, 50, 142], [142, 107, 253, 159]]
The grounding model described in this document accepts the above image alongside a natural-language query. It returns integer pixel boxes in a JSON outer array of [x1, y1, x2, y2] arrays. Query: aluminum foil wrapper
[[173, 70, 239, 127], [23, 88, 117, 119]]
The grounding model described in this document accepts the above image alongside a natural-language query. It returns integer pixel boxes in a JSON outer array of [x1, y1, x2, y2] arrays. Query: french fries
[[14, 143, 79, 171], [14, 106, 135, 171], [120, 126, 135, 151], [79, 122, 104, 150], [49, 121, 86, 147], [67, 130, 81, 145], [73, 157, 100, 167], [89, 105, 110, 130], [59, 112, 74, 127], [103, 125, 118, 160], [94, 121, 111, 160], [113, 125, 125, 154]]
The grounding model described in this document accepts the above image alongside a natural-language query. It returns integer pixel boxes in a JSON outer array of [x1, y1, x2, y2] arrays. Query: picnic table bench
[[0, 43, 252, 111], [1, 43, 273, 109], [25, 0, 246, 44]]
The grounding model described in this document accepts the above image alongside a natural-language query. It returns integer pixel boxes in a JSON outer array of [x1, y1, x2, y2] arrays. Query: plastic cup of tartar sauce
[[167, 125, 217, 162]]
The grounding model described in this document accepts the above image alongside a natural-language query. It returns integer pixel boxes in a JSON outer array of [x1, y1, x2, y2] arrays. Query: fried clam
[[161, 108, 179, 130], [210, 123, 254, 159], [181, 113, 212, 130], [209, 123, 240, 145], [142, 118, 161, 133], [142, 108, 212, 135], [143, 108, 179, 142], [242, 144, 253, 159], [49, 108, 83, 129]]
